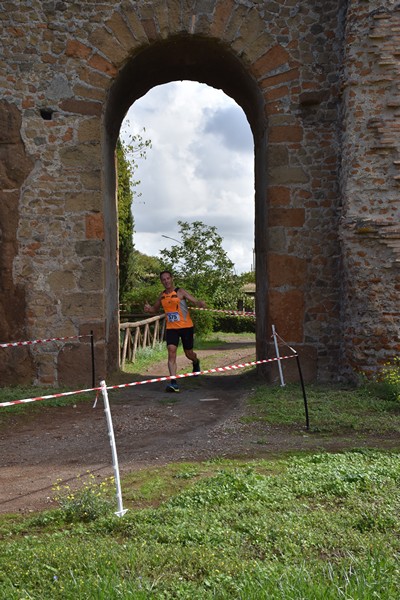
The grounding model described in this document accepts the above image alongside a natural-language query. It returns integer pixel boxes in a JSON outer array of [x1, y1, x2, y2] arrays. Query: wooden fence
[[120, 314, 166, 368]]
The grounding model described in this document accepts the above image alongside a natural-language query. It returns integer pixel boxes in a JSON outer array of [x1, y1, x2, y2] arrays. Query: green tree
[[117, 139, 134, 302], [160, 220, 235, 301], [160, 221, 256, 334], [122, 250, 163, 313], [117, 129, 151, 303]]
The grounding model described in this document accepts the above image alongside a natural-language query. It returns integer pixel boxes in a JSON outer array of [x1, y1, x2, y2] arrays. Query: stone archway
[[2, 1, 398, 387], [0, 1, 345, 385], [104, 35, 268, 376]]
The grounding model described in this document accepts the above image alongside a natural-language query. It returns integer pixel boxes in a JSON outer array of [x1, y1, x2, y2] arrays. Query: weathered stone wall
[[0, 100, 35, 384], [0, 0, 398, 386], [340, 2, 400, 376]]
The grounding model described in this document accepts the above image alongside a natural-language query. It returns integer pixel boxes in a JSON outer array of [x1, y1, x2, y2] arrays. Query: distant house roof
[[241, 283, 256, 294]]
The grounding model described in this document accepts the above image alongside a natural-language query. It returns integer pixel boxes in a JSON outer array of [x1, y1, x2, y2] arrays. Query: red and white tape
[[191, 307, 256, 318], [0, 385, 100, 408], [0, 354, 296, 408], [0, 334, 91, 349]]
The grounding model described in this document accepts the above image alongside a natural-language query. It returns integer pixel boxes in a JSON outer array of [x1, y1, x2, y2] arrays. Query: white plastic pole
[[272, 324, 285, 387], [100, 380, 127, 517]]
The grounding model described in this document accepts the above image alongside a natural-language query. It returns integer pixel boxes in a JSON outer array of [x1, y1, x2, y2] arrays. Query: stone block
[[77, 66, 111, 89], [122, 5, 149, 43], [80, 170, 102, 190], [268, 253, 307, 288], [244, 31, 276, 63], [224, 4, 250, 43], [142, 18, 158, 41], [89, 27, 127, 65], [0, 144, 33, 188], [268, 344, 317, 384], [106, 11, 136, 52], [268, 227, 288, 253], [57, 343, 95, 387], [79, 320, 106, 340], [73, 83, 105, 102], [268, 145, 289, 167], [0, 348, 34, 386], [60, 144, 101, 170], [269, 186, 291, 206], [79, 257, 104, 291], [0, 100, 22, 144], [87, 54, 118, 77], [0, 193, 18, 242], [268, 166, 308, 185], [269, 125, 303, 143], [236, 7, 267, 45], [61, 292, 104, 318], [47, 270, 76, 295], [75, 240, 104, 257], [253, 45, 290, 79], [269, 208, 305, 227], [209, 0, 235, 38], [85, 213, 104, 240], [77, 118, 101, 144], [65, 39, 91, 59], [269, 289, 304, 342], [65, 191, 102, 212], [261, 68, 300, 88], [59, 98, 102, 116]]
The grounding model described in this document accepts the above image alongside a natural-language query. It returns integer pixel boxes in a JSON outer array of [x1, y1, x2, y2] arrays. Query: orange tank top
[[161, 288, 194, 329]]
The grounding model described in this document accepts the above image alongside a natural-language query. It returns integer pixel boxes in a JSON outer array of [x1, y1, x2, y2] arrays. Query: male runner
[[144, 271, 206, 392]]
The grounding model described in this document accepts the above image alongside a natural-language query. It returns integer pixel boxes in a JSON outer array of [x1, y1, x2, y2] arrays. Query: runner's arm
[[180, 289, 206, 309], [144, 294, 162, 314]]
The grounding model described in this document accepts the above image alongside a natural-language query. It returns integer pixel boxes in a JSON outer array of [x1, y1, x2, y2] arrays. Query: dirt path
[[0, 339, 398, 514]]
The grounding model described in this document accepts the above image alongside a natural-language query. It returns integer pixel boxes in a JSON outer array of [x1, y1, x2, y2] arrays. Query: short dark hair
[[159, 270, 172, 279]]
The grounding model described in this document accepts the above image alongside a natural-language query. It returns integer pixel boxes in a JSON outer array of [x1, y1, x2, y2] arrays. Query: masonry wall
[[0, 0, 398, 387], [340, 1, 400, 376]]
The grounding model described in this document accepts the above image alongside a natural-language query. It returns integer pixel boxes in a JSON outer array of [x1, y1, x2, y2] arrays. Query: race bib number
[[167, 312, 180, 323]]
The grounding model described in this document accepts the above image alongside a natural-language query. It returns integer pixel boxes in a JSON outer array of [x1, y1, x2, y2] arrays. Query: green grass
[[0, 385, 95, 426], [195, 331, 255, 350], [121, 331, 255, 374], [1, 336, 399, 598], [0, 452, 399, 598], [122, 341, 170, 374], [247, 383, 400, 435]]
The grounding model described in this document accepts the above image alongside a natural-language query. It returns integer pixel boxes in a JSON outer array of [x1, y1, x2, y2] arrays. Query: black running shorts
[[165, 327, 194, 350]]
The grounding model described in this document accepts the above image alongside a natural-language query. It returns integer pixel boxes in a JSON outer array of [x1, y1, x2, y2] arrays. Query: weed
[[52, 472, 114, 523], [369, 357, 400, 402]]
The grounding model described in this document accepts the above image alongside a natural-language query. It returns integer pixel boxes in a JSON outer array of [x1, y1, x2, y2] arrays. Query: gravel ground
[[1, 339, 398, 514]]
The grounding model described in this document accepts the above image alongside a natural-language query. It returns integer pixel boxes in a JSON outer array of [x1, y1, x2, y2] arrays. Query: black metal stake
[[295, 354, 310, 430], [90, 330, 95, 388]]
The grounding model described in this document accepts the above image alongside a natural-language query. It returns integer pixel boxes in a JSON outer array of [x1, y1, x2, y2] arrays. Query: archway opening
[[121, 80, 255, 274], [104, 36, 267, 373]]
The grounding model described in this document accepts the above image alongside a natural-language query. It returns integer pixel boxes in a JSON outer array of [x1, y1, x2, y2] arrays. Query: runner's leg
[[167, 344, 178, 377], [181, 328, 200, 373]]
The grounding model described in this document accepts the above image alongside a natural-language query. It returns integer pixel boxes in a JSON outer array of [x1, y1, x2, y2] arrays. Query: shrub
[[213, 314, 256, 334], [192, 308, 215, 337], [372, 357, 400, 402]]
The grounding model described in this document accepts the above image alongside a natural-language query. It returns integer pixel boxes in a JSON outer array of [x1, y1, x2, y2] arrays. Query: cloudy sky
[[120, 81, 255, 274]]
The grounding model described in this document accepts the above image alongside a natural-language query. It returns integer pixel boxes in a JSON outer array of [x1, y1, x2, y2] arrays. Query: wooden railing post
[[153, 319, 159, 347], [121, 326, 130, 369], [120, 314, 165, 366]]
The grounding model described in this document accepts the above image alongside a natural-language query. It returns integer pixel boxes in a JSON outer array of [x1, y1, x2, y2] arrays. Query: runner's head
[[160, 270, 173, 290]]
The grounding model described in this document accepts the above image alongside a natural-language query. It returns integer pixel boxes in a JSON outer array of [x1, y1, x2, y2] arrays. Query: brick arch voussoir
[[92, 1, 289, 78], [251, 44, 301, 116]]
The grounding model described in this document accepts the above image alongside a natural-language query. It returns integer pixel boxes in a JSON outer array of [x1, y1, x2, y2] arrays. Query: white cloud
[[203, 105, 253, 153], [121, 81, 254, 274]]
